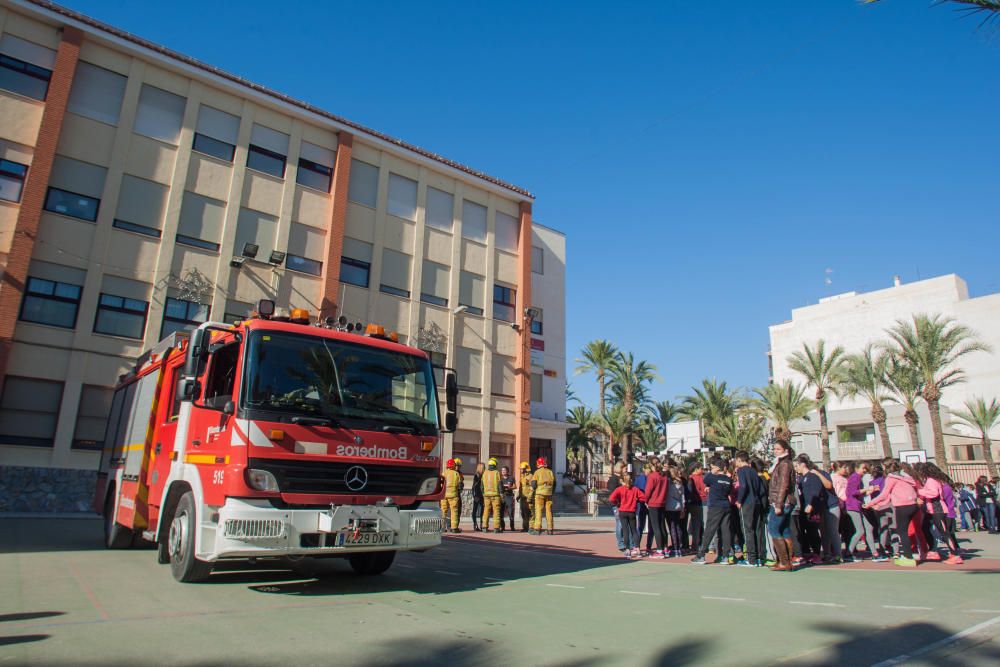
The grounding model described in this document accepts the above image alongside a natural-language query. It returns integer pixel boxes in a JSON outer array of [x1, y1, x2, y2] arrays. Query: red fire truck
[[94, 300, 456, 582]]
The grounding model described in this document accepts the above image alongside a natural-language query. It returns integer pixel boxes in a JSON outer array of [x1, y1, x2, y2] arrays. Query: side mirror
[[223, 400, 236, 415], [176, 377, 199, 403], [445, 371, 458, 414], [444, 412, 457, 433], [184, 328, 207, 378]]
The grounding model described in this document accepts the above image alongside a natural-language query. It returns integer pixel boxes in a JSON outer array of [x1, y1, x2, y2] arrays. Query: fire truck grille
[[249, 458, 429, 496], [224, 518, 285, 540]]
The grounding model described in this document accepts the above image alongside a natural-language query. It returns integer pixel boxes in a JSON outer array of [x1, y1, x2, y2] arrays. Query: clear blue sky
[[69, 0, 1000, 409]]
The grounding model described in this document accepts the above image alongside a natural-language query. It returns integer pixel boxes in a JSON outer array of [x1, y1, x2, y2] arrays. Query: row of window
[[346, 158, 523, 251], [21, 279, 206, 341]]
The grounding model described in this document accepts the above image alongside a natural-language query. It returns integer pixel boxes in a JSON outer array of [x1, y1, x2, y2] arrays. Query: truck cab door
[[147, 361, 183, 516]]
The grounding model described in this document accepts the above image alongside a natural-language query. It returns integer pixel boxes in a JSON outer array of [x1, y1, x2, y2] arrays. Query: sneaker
[[791, 557, 806, 568], [944, 554, 964, 565], [528, 530, 539, 535], [639, 550, 649, 557], [894, 557, 918, 567], [624, 551, 634, 560], [842, 556, 856, 564], [925, 551, 942, 562], [872, 555, 890, 563], [736, 559, 752, 567], [648, 551, 665, 559], [765, 559, 777, 567], [716, 558, 730, 566], [631, 549, 643, 559], [691, 556, 707, 565], [727, 556, 736, 565]]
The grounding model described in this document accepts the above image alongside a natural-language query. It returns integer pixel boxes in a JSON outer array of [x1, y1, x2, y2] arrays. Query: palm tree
[[680, 379, 746, 445], [863, 1, 1000, 26], [787, 340, 846, 468], [574, 340, 618, 416], [607, 352, 658, 463], [841, 344, 893, 457], [636, 417, 663, 455], [598, 404, 634, 465], [885, 314, 991, 466], [951, 397, 1000, 478], [713, 412, 765, 453], [567, 405, 600, 475], [884, 356, 924, 450], [753, 380, 814, 447]]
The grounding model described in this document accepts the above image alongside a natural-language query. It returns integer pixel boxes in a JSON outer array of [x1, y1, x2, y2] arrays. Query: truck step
[[142, 530, 156, 541]]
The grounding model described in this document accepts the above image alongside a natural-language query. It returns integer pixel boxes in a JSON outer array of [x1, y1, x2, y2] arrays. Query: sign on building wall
[[531, 349, 544, 369]]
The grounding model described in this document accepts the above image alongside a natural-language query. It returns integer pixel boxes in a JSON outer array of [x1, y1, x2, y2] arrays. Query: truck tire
[[348, 550, 396, 576], [167, 491, 213, 583], [103, 491, 133, 549]]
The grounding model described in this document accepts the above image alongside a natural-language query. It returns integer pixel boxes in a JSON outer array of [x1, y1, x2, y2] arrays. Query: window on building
[[458, 271, 485, 316], [493, 284, 516, 323], [0, 34, 55, 100], [455, 347, 482, 393], [348, 159, 378, 207], [425, 187, 453, 231], [234, 207, 278, 261], [420, 260, 449, 307], [20, 276, 82, 329], [114, 174, 167, 239], [387, 173, 417, 221], [492, 354, 515, 397], [286, 222, 325, 276], [530, 307, 543, 335], [193, 105, 240, 162], [531, 373, 543, 403], [495, 211, 519, 252], [532, 245, 544, 274], [67, 61, 127, 125], [247, 123, 288, 178], [72, 385, 113, 450], [94, 292, 149, 340], [44, 156, 106, 222], [380, 249, 411, 298], [0, 158, 28, 203], [223, 300, 254, 325], [176, 191, 224, 251], [340, 237, 373, 288], [133, 84, 186, 145], [161, 297, 209, 339], [462, 200, 487, 243], [297, 141, 335, 192], [0, 376, 63, 447], [452, 440, 481, 474]]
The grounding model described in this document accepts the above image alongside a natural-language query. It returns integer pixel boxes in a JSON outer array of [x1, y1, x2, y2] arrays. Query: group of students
[[956, 476, 999, 533], [607, 440, 982, 569]]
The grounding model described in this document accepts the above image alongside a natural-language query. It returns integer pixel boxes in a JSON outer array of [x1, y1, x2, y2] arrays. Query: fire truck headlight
[[247, 469, 280, 492], [417, 476, 439, 496]]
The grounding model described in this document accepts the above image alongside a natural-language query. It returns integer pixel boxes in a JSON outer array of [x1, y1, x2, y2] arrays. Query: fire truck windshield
[[242, 330, 440, 435]]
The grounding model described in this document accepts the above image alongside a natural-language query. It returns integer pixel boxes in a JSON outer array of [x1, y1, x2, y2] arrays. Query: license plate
[[336, 531, 393, 547]]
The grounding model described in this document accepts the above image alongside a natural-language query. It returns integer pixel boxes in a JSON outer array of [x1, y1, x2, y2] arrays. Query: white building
[[769, 274, 1000, 465]]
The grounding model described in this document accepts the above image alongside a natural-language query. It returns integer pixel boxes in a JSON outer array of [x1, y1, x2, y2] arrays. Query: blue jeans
[[614, 508, 625, 549], [767, 505, 793, 539]]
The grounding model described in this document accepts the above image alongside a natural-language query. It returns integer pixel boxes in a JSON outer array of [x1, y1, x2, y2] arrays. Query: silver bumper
[[199, 498, 443, 560]]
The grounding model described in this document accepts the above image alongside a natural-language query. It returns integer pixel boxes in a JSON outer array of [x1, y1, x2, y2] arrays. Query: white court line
[[621, 590, 660, 596], [789, 601, 845, 608], [434, 570, 460, 576], [870, 614, 1000, 667], [546, 584, 585, 589], [965, 609, 1000, 614], [702, 596, 746, 602], [882, 605, 933, 611], [484, 577, 506, 582]]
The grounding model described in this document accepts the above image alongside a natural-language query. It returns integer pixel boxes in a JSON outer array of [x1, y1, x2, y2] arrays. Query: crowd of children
[[606, 444, 996, 568]]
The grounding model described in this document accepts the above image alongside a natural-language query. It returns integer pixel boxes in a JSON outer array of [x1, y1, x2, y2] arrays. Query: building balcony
[[834, 440, 881, 460]]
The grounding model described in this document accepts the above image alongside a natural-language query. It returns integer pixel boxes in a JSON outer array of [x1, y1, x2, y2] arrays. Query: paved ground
[[1, 516, 999, 667]]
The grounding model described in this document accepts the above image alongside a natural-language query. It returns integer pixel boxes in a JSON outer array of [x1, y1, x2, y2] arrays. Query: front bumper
[[199, 498, 443, 561]]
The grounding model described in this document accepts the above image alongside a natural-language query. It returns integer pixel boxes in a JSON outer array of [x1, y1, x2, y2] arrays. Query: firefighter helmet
[[536, 456, 547, 467], [488, 457, 498, 468], [520, 461, 530, 470], [453, 457, 462, 467], [446, 458, 455, 469]]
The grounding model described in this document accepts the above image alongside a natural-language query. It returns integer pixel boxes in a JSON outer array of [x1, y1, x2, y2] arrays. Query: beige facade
[[0, 0, 565, 491]]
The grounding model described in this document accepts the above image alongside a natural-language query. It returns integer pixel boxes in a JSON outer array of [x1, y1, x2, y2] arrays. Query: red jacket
[[644, 471, 668, 508], [690, 472, 709, 502], [609, 485, 646, 513]]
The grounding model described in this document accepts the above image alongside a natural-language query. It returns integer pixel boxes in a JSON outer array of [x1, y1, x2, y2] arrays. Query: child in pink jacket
[[864, 460, 919, 566], [914, 463, 963, 564]]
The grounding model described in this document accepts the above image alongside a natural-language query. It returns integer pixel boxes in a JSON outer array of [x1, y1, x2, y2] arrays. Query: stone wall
[[0, 466, 96, 513]]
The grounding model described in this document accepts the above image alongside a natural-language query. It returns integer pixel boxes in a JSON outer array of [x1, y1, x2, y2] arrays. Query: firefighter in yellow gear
[[530, 457, 555, 535], [441, 458, 464, 532], [481, 458, 503, 532], [517, 461, 534, 532]]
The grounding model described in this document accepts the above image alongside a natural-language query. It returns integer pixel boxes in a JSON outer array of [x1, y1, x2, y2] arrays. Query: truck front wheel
[[167, 491, 213, 583], [103, 491, 133, 549], [348, 550, 396, 576]]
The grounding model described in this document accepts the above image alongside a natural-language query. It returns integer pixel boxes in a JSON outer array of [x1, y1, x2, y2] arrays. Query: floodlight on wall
[[242, 242, 259, 259], [453, 305, 469, 315], [524, 307, 540, 322], [269, 251, 286, 265], [230, 256, 246, 269]]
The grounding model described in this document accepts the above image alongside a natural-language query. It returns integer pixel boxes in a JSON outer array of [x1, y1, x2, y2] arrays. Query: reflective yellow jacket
[[533, 467, 555, 496], [482, 469, 502, 497]]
